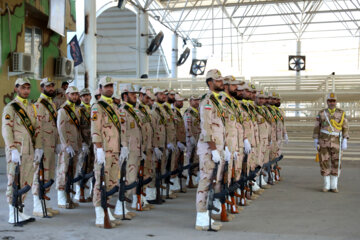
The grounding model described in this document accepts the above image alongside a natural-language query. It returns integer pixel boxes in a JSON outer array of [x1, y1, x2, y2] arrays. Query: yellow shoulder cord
[[330, 112, 345, 130], [32, 104, 37, 118]]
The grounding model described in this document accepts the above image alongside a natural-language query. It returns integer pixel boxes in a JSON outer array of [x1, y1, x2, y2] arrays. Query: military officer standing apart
[[313, 93, 349, 193], [33, 78, 60, 217], [74, 88, 93, 202], [2, 78, 41, 224], [56, 86, 83, 209], [184, 95, 201, 188], [91, 77, 123, 227], [195, 69, 225, 231]]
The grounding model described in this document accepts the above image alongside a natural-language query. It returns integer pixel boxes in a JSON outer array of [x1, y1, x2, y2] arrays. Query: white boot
[[195, 211, 221, 231], [95, 206, 105, 227], [145, 187, 156, 201], [107, 208, 121, 225], [33, 195, 53, 217], [330, 176, 339, 192], [323, 176, 330, 192], [57, 190, 67, 207], [84, 180, 92, 200], [261, 174, 270, 189], [131, 194, 138, 209], [170, 177, 180, 192], [74, 184, 81, 201], [195, 172, 200, 185], [114, 200, 133, 219], [211, 199, 221, 215], [8, 205, 29, 223], [252, 181, 261, 192]]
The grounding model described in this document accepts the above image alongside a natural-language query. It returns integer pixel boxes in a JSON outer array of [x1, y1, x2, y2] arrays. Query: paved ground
[[0, 153, 359, 240]]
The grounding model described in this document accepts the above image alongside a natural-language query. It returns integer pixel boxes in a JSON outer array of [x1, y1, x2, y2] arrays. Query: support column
[[84, 0, 97, 91], [295, 40, 301, 117], [171, 33, 178, 78], [137, 10, 149, 78]]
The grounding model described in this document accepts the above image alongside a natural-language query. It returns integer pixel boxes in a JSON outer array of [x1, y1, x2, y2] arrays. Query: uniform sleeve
[[57, 109, 69, 147], [313, 111, 321, 139], [199, 99, 213, 142], [34, 102, 44, 149], [184, 111, 193, 139], [32, 104, 42, 149], [91, 104, 103, 144], [119, 108, 128, 148], [1, 105, 16, 150], [151, 109, 160, 148], [342, 112, 349, 139]]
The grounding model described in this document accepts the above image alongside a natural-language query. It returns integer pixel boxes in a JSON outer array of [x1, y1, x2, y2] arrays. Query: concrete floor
[[0, 156, 359, 240]]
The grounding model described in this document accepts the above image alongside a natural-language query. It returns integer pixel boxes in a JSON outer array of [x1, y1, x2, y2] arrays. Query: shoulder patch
[[5, 114, 11, 120], [204, 104, 212, 110], [119, 112, 126, 117]]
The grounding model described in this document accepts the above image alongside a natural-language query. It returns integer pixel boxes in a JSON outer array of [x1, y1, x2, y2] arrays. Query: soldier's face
[[190, 99, 200, 109], [228, 84, 237, 97], [125, 92, 137, 105], [251, 91, 256, 100], [175, 100, 183, 109], [67, 92, 79, 103], [156, 92, 166, 104], [16, 84, 31, 99], [81, 94, 92, 104], [236, 90, 244, 100], [244, 90, 252, 99], [275, 99, 281, 107], [95, 94, 101, 100], [42, 84, 55, 98], [167, 94, 175, 103], [141, 94, 151, 106], [327, 100, 336, 109], [256, 97, 265, 105], [213, 79, 224, 92]]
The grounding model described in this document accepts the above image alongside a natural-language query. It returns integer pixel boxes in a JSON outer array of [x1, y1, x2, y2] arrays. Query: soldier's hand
[[55, 144, 62, 154], [341, 138, 348, 150], [244, 139, 251, 154], [11, 149, 21, 164], [224, 146, 231, 162], [314, 139, 319, 149], [82, 143, 90, 154], [34, 148, 44, 163], [177, 142, 186, 152], [120, 147, 129, 162], [96, 148, 106, 164], [142, 152, 147, 161], [284, 134, 289, 144], [66, 146, 75, 158], [167, 143, 175, 151], [211, 150, 221, 163], [154, 148, 163, 159]]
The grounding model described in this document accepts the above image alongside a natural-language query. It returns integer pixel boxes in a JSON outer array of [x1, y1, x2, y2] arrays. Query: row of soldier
[[2, 70, 288, 230]]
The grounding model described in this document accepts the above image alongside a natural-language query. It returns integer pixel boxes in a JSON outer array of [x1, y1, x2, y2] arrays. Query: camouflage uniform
[[240, 100, 256, 171], [2, 93, 40, 203], [233, 99, 245, 180], [163, 102, 177, 174], [184, 106, 201, 173], [151, 102, 167, 174], [91, 95, 122, 207], [53, 88, 66, 110]]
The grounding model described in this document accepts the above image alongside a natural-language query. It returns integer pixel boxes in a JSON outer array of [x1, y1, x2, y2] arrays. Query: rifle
[[118, 159, 137, 220], [12, 162, 32, 227], [263, 155, 283, 185], [228, 156, 239, 214], [79, 153, 94, 203], [175, 149, 187, 193], [164, 149, 173, 199], [65, 156, 76, 208], [186, 146, 198, 188], [273, 154, 283, 181], [154, 148, 164, 204], [38, 155, 54, 218], [206, 162, 220, 232], [135, 156, 152, 211], [237, 154, 248, 206], [100, 163, 119, 229], [219, 161, 231, 222]]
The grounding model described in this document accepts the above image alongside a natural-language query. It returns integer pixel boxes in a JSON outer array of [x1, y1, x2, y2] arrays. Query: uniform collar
[[328, 108, 336, 115], [191, 107, 199, 113], [101, 95, 113, 105], [16, 95, 28, 107], [81, 101, 91, 109], [41, 93, 53, 103], [125, 102, 134, 109], [66, 100, 76, 112], [156, 102, 163, 108], [165, 102, 172, 109]]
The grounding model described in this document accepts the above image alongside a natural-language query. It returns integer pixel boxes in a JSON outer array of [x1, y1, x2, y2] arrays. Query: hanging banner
[[69, 35, 83, 66], [48, 0, 65, 36]]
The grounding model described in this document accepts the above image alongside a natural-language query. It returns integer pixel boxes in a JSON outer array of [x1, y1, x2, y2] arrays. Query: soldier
[[195, 69, 225, 231], [163, 90, 178, 198], [220, 75, 242, 216], [74, 88, 94, 203], [150, 87, 176, 201], [118, 84, 147, 212], [56, 86, 84, 209], [91, 77, 123, 227], [54, 88, 66, 110], [112, 93, 121, 108], [171, 94, 187, 193], [32, 77, 60, 217], [2, 78, 41, 224], [137, 87, 156, 207], [184, 95, 201, 188], [313, 93, 349, 193]]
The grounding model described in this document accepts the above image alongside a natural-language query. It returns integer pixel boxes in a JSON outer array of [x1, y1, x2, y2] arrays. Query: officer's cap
[[80, 88, 91, 96], [327, 92, 337, 101], [223, 75, 241, 85], [66, 86, 79, 94], [206, 69, 223, 81], [15, 77, 31, 87], [153, 87, 166, 95], [40, 77, 54, 87], [99, 76, 114, 87]]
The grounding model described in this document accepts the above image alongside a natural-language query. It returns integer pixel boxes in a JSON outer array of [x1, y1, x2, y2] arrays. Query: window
[[25, 26, 42, 78]]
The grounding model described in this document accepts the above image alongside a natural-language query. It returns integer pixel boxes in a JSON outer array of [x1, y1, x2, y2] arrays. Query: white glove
[[11, 149, 21, 164], [211, 150, 221, 163], [177, 142, 186, 152], [142, 152, 147, 160], [314, 139, 319, 149], [341, 138, 348, 150], [154, 148, 163, 160], [120, 147, 129, 162], [234, 151, 239, 159], [34, 148, 44, 163], [55, 144, 62, 154], [96, 148, 105, 164], [189, 136, 196, 147], [284, 134, 289, 144], [82, 143, 89, 155], [66, 146, 75, 158], [244, 139, 251, 154], [167, 143, 175, 151], [224, 146, 231, 162]]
